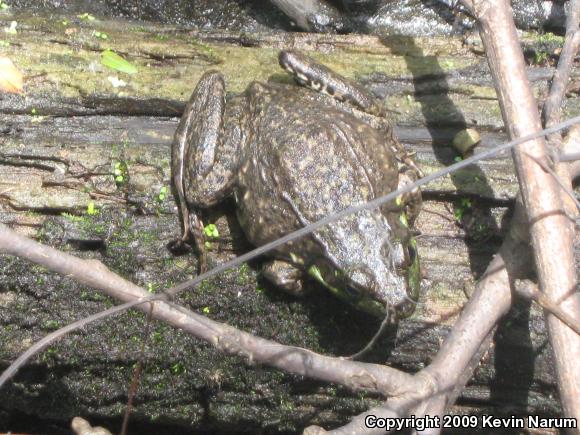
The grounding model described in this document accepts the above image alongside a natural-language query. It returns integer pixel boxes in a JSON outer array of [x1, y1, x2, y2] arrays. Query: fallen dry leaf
[[0, 56, 23, 93]]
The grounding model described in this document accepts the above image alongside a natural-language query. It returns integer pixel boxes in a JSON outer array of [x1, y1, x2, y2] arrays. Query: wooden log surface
[[0, 11, 579, 435]]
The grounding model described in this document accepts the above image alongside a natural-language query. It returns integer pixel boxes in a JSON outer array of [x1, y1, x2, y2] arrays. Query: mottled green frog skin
[[172, 50, 421, 318]]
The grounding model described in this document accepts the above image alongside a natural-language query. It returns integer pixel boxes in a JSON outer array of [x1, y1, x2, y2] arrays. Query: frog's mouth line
[[307, 264, 387, 318]]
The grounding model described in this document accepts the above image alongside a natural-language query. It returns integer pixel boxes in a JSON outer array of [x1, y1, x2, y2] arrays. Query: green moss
[[42, 319, 62, 330], [534, 32, 565, 45], [454, 197, 472, 222], [113, 160, 129, 186], [235, 263, 252, 286]]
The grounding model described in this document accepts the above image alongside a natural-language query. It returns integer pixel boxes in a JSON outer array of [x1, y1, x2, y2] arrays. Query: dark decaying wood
[[0, 12, 578, 435]]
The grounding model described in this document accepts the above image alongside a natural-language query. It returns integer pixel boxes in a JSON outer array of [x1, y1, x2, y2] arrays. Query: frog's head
[[307, 210, 420, 318]]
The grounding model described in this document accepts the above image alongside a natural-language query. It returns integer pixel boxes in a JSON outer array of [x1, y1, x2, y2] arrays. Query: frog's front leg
[[396, 167, 422, 226], [262, 260, 307, 296], [172, 71, 239, 270]]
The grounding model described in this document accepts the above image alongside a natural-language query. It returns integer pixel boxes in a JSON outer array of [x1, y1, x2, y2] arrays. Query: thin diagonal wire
[[1, 115, 579, 389]]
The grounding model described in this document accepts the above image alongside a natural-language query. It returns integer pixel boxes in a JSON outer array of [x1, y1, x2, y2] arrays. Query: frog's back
[[236, 84, 399, 248]]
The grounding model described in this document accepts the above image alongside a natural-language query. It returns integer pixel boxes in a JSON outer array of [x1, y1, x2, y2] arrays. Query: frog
[[172, 50, 421, 318]]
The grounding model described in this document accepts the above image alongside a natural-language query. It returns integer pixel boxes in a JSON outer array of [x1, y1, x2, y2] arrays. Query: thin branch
[[516, 280, 580, 336], [538, 0, 580, 423], [120, 304, 154, 435], [542, 0, 580, 130], [305, 397, 419, 434], [523, 151, 580, 211], [0, 223, 419, 396], [406, 197, 531, 433]]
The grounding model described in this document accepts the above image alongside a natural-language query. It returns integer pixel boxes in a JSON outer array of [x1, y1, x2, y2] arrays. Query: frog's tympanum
[[172, 50, 421, 318]]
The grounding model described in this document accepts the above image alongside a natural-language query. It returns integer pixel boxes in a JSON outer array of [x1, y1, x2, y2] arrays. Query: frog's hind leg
[[278, 50, 385, 117], [172, 71, 233, 271]]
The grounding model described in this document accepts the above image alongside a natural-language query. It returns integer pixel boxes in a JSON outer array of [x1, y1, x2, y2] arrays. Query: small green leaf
[[78, 12, 95, 21], [101, 49, 137, 74], [203, 223, 219, 239], [308, 265, 324, 284], [202, 306, 210, 314], [112, 160, 128, 186], [93, 31, 108, 40], [399, 212, 409, 227], [87, 201, 97, 215], [158, 186, 168, 201]]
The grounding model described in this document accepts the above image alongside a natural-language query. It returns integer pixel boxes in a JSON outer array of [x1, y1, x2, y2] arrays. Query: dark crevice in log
[[422, 191, 514, 207]]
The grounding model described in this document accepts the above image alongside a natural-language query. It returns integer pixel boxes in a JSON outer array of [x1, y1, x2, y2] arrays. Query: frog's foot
[[279, 50, 385, 117], [168, 209, 207, 272], [396, 167, 422, 226], [188, 211, 207, 273], [387, 137, 422, 226], [262, 260, 307, 296]]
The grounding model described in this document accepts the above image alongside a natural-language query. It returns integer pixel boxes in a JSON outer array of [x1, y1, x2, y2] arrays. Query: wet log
[[0, 11, 579, 435]]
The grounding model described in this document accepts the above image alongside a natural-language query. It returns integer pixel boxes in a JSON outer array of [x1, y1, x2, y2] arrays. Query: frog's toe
[[396, 170, 422, 225], [167, 238, 192, 255], [262, 260, 307, 296]]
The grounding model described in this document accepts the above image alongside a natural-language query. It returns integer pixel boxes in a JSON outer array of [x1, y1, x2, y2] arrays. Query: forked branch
[[463, 0, 580, 424]]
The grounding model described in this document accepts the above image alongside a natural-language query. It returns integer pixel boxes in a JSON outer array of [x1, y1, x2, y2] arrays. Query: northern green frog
[[172, 50, 421, 318]]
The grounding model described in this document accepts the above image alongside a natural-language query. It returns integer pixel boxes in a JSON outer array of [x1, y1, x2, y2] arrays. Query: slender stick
[[0, 224, 419, 396]]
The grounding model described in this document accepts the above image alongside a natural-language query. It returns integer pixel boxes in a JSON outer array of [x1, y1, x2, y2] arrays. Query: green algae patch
[[3, 13, 482, 106]]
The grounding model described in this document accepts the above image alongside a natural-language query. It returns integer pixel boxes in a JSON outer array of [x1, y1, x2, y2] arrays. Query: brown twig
[[396, 197, 532, 435], [542, 0, 580, 131], [120, 304, 154, 435], [0, 223, 420, 397], [516, 280, 580, 336]]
